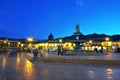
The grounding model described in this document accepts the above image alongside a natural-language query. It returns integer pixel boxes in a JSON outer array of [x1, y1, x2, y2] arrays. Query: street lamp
[[27, 38, 33, 43], [27, 38, 33, 48], [59, 39, 63, 47], [105, 37, 110, 53], [59, 39, 62, 43], [105, 37, 109, 41], [17, 42, 21, 48], [89, 40, 92, 44], [89, 40, 93, 51], [3, 39, 8, 51]]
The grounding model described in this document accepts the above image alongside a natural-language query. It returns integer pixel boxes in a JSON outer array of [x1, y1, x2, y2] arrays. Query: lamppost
[[3, 39, 8, 51], [105, 37, 110, 53], [89, 40, 93, 51], [27, 38, 33, 48], [59, 39, 63, 47]]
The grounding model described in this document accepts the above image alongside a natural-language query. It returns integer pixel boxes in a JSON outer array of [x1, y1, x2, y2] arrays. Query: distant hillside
[[1, 33, 120, 42], [62, 33, 120, 42]]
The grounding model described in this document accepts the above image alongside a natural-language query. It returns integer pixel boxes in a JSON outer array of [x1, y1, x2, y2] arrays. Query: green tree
[[48, 33, 54, 40]]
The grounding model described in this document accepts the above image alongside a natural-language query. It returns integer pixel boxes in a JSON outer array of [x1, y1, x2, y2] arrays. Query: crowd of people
[[57, 46, 66, 55], [6, 46, 106, 60]]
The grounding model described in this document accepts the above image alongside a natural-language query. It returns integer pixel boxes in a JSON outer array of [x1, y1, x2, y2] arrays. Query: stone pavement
[[0, 53, 120, 80], [26, 51, 120, 65], [27, 51, 120, 60]]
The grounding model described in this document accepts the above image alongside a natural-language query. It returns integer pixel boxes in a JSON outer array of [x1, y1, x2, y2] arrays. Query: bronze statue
[[76, 24, 80, 33], [73, 24, 82, 35]]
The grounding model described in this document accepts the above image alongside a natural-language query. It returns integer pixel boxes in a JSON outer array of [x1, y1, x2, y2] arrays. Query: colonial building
[[1, 24, 120, 53], [0, 38, 22, 49], [31, 24, 120, 53]]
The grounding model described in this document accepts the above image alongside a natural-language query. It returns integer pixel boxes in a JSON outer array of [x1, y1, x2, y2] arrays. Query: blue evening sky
[[0, 0, 120, 39]]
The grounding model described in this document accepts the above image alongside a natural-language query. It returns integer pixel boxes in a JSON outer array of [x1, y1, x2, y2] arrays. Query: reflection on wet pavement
[[23, 60, 36, 80], [2, 56, 7, 70], [106, 68, 113, 79], [88, 70, 96, 79], [0, 53, 120, 80], [16, 54, 20, 70]]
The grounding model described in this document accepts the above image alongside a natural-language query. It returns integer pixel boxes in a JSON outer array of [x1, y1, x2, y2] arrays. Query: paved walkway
[[0, 53, 120, 80], [27, 52, 120, 60], [25, 52, 120, 65]]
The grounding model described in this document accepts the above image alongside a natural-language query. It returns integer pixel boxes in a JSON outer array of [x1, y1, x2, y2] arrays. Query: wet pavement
[[0, 52, 120, 80], [27, 51, 120, 60]]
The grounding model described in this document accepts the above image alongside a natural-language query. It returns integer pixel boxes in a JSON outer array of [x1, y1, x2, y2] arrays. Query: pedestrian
[[100, 47, 103, 53], [94, 47, 98, 53], [38, 49, 43, 57], [33, 48, 39, 60], [57, 46, 61, 56], [9, 48, 13, 57], [47, 47, 50, 54], [62, 48, 66, 55]]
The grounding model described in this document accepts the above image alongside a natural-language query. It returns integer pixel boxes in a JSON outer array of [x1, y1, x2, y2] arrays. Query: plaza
[[0, 52, 120, 80], [1, 0, 120, 80]]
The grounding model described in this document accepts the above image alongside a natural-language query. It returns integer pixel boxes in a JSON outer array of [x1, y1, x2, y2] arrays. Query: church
[[0, 24, 119, 53], [32, 24, 114, 53]]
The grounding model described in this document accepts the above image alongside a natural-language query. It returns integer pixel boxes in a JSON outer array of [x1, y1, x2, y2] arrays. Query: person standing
[[100, 47, 103, 53], [9, 48, 13, 57], [94, 47, 98, 53], [57, 46, 61, 56], [33, 48, 39, 60], [47, 47, 50, 54], [38, 49, 43, 57]]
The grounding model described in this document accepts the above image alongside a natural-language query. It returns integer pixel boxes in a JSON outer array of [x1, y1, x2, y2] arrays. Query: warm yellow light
[[89, 40, 92, 43], [24, 60, 34, 78], [27, 38, 33, 42], [4, 41, 7, 43], [101, 42, 105, 46], [59, 39, 62, 43], [108, 42, 112, 46], [2, 56, 7, 69], [21, 44, 24, 47], [45, 43, 48, 47], [68, 43, 72, 47], [105, 37, 110, 41], [28, 43, 32, 48], [51, 44, 54, 47], [101, 42, 112, 47], [73, 43, 76, 47], [18, 42, 21, 44], [16, 55, 20, 67], [54, 43, 57, 47]]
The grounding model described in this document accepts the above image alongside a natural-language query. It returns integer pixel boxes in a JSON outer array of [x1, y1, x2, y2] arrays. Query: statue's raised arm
[[76, 24, 80, 33]]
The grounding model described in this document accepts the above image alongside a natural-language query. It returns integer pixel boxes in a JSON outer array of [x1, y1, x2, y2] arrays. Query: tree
[[48, 33, 54, 40]]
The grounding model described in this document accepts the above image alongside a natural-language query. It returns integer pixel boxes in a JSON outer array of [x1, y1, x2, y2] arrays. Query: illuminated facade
[[28, 25, 120, 53], [0, 39, 22, 49], [1, 25, 120, 53]]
